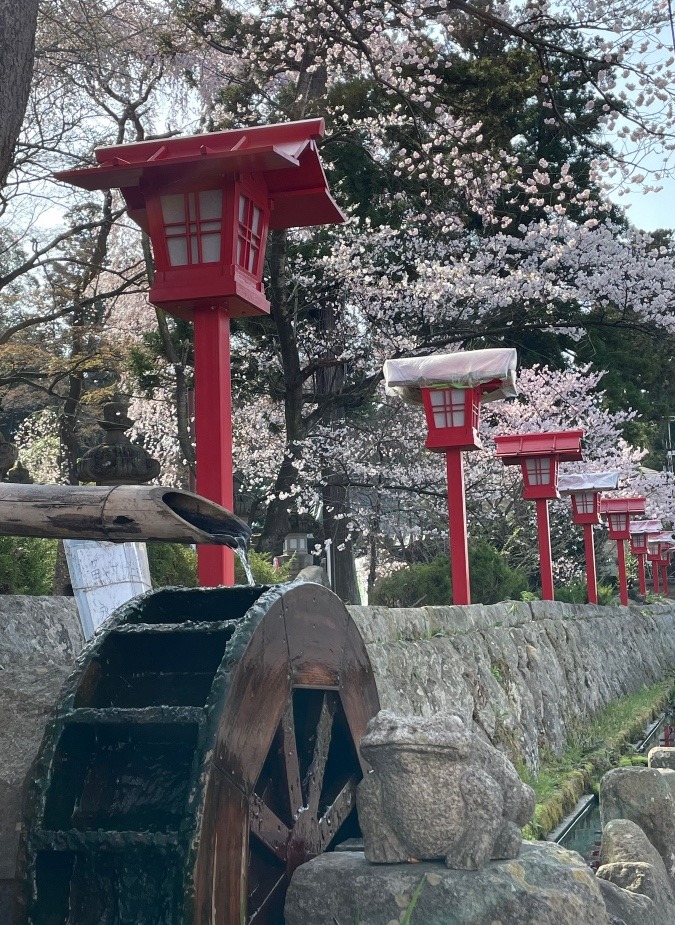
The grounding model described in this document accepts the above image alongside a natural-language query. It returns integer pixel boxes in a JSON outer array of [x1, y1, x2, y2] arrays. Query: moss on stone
[[520, 677, 675, 840]]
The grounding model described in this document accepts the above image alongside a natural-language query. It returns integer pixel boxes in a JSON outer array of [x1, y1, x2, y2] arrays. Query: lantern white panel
[[167, 236, 188, 266], [199, 189, 223, 220], [383, 347, 517, 404]]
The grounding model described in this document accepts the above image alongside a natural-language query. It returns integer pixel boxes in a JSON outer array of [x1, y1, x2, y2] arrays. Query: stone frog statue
[[356, 709, 535, 870]]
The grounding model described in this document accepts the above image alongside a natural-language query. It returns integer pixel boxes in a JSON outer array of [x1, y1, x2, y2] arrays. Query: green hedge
[[0, 536, 57, 595], [371, 542, 527, 607], [147, 544, 295, 587]]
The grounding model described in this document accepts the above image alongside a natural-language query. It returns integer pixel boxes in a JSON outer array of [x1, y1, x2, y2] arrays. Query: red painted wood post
[[637, 555, 647, 596], [583, 523, 598, 604], [446, 449, 470, 605], [653, 560, 661, 594], [662, 564, 669, 597], [535, 498, 555, 601], [616, 539, 628, 605], [193, 307, 234, 586]]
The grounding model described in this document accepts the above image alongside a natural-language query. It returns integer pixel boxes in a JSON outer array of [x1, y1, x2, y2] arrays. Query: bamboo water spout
[[0, 483, 251, 547]]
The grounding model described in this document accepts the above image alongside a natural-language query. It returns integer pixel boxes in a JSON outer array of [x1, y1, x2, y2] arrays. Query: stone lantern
[[558, 471, 619, 604], [383, 348, 517, 605], [76, 401, 160, 486], [494, 430, 584, 601]]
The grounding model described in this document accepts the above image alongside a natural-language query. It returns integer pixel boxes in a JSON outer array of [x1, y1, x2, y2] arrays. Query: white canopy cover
[[630, 520, 664, 535], [383, 348, 518, 405], [558, 471, 620, 494]]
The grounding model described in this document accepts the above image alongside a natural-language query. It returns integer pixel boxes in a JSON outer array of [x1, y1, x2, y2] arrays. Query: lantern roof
[[558, 471, 620, 494], [55, 118, 345, 231], [494, 430, 583, 463], [383, 348, 518, 405], [647, 531, 675, 545], [630, 519, 663, 535], [600, 497, 646, 516]]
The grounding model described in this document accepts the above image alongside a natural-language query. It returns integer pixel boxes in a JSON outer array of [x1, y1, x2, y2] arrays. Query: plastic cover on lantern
[[558, 471, 620, 494], [630, 519, 664, 535], [647, 531, 675, 545], [382, 348, 518, 405]]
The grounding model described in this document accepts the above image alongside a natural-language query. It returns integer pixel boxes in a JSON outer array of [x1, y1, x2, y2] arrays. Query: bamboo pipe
[[0, 484, 251, 547]]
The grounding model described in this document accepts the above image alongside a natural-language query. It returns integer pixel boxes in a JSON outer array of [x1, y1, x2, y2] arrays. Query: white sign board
[[64, 539, 152, 640]]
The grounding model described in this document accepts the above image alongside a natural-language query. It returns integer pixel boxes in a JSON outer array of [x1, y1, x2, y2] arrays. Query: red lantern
[[630, 521, 662, 595], [558, 472, 620, 604], [630, 531, 648, 554], [420, 385, 487, 451], [599, 497, 647, 605], [494, 431, 583, 501], [494, 430, 584, 600], [383, 349, 518, 605], [56, 119, 343, 319], [56, 120, 345, 587], [599, 498, 646, 540], [570, 491, 600, 523]]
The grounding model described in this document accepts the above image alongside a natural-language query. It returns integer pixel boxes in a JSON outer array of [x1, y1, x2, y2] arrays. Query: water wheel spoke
[[317, 774, 359, 851], [250, 793, 290, 861], [281, 700, 303, 817], [248, 870, 288, 923], [305, 693, 337, 816]]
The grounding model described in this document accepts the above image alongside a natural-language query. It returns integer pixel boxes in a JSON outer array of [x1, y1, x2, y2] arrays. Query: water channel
[[554, 705, 675, 865]]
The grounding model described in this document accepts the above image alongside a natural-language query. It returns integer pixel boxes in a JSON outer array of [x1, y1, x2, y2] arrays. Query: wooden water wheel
[[19, 580, 379, 925]]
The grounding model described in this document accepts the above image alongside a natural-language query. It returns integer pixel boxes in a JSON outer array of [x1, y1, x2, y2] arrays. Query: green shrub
[[0, 536, 57, 595], [371, 543, 527, 607], [371, 557, 451, 607], [147, 544, 296, 588], [469, 540, 528, 604], [234, 550, 295, 585], [147, 543, 198, 587], [555, 580, 591, 604], [539, 580, 615, 606]]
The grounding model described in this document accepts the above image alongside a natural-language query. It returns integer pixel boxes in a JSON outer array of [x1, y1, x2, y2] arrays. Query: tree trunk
[[257, 230, 306, 555], [323, 474, 361, 603], [0, 0, 39, 189]]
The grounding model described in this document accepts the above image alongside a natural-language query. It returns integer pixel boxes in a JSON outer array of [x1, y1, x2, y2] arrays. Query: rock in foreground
[[285, 842, 610, 925]]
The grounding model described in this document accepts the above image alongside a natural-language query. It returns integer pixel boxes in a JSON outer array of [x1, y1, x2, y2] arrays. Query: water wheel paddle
[[19, 581, 379, 925]]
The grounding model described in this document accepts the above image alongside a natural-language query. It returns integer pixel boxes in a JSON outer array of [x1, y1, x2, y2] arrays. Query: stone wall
[[1, 593, 675, 922], [348, 599, 675, 770], [0, 597, 82, 921]]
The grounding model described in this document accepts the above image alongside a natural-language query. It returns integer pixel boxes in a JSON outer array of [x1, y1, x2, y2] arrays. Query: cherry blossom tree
[[6, 0, 675, 603]]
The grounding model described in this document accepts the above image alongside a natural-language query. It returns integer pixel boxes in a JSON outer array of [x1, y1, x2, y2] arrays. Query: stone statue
[[357, 709, 535, 870]]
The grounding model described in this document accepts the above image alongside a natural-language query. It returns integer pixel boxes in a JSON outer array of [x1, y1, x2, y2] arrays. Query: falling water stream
[[210, 533, 256, 586], [234, 536, 256, 586]]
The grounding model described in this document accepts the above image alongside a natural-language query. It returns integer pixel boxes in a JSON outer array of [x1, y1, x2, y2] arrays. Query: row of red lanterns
[[384, 350, 672, 607]]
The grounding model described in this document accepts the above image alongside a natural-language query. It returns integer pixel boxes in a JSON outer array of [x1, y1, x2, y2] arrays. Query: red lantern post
[[599, 497, 646, 605], [629, 520, 663, 595], [558, 471, 619, 604], [646, 532, 675, 596], [660, 545, 674, 597], [57, 120, 345, 585], [494, 431, 584, 601], [383, 349, 518, 605]]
